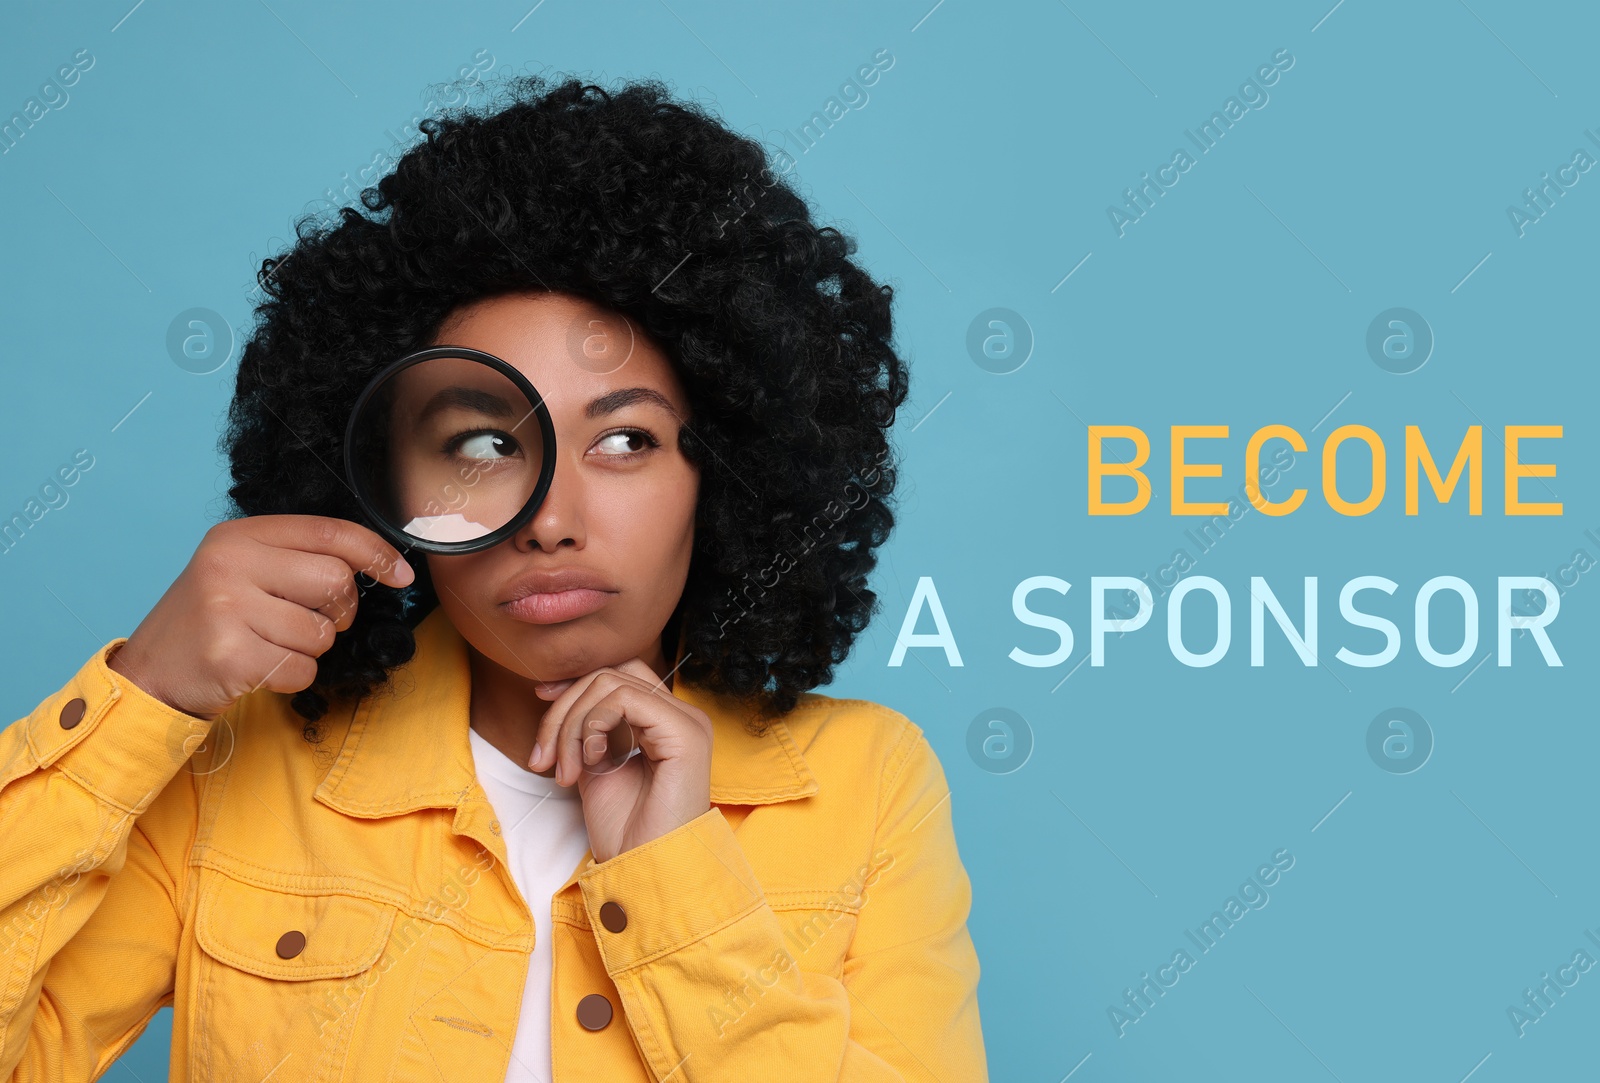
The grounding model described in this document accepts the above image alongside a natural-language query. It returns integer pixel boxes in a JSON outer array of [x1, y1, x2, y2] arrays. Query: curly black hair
[[220, 72, 908, 739]]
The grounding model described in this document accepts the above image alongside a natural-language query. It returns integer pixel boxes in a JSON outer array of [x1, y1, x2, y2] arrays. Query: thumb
[[533, 677, 575, 701]]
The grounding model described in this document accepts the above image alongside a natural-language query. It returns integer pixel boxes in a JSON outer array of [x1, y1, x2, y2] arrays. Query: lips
[[504, 588, 613, 624], [498, 566, 616, 625]]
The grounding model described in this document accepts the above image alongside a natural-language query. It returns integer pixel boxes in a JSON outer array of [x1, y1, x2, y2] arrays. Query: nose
[[515, 444, 585, 553]]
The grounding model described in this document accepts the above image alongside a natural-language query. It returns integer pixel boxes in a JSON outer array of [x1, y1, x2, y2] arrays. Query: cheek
[[424, 552, 491, 608], [665, 474, 700, 561], [617, 486, 694, 556], [606, 475, 698, 577]]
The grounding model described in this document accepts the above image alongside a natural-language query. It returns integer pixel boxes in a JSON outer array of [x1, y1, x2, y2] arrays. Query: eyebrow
[[586, 387, 678, 420], [415, 386, 516, 424], [414, 384, 677, 424]]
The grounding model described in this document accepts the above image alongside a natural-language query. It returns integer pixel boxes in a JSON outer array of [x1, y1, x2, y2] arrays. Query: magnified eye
[[449, 430, 521, 461]]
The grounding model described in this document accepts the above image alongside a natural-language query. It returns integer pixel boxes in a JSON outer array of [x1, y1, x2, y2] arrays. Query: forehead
[[429, 291, 685, 409]]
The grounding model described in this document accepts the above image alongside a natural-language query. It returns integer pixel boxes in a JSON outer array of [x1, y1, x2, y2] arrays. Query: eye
[[447, 430, 520, 461], [592, 428, 659, 457]]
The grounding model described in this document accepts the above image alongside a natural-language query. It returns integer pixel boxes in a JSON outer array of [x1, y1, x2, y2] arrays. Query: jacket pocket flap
[[196, 874, 397, 981]]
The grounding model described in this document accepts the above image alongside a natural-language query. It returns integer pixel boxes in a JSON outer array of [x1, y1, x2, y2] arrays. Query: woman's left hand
[[526, 659, 712, 864]]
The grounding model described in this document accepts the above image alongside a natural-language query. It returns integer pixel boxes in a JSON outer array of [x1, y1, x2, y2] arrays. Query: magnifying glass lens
[[348, 353, 548, 547]]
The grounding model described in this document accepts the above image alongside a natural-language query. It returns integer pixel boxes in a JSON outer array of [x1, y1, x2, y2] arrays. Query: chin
[[498, 626, 630, 680]]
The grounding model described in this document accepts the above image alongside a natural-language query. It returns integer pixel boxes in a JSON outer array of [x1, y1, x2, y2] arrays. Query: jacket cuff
[[26, 637, 214, 815], [577, 806, 766, 974]]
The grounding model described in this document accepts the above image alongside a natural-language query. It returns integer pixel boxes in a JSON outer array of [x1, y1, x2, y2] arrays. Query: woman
[[0, 73, 986, 1081]]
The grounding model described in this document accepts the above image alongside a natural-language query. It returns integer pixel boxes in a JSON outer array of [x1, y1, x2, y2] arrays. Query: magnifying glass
[[343, 346, 557, 556], [343, 345, 640, 775]]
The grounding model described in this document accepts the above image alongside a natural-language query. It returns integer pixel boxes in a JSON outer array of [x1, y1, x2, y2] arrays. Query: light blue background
[[3, 1, 1596, 1079]]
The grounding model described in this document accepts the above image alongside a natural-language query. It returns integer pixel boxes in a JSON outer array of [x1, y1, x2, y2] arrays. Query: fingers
[[554, 686, 644, 787], [584, 713, 639, 773], [528, 664, 656, 766], [611, 657, 675, 692], [248, 546, 367, 633], [533, 678, 575, 701], [528, 665, 669, 779], [227, 600, 326, 694], [550, 679, 698, 787], [235, 590, 373, 695], [574, 699, 635, 773], [243, 514, 415, 589], [244, 592, 345, 659], [244, 643, 321, 695], [529, 669, 626, 777]]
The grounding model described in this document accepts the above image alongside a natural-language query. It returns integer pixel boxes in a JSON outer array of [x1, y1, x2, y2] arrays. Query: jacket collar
[[314, 605, 819, 818]]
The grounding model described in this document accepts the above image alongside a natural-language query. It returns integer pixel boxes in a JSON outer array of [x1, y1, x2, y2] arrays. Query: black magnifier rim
[[342, 345, 558, 556]]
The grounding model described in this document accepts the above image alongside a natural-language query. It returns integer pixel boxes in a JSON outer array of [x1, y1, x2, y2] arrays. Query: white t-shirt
[[467, 726, 592, 1083]]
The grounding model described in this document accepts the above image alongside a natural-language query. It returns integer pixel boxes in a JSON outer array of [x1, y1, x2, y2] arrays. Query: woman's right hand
[[107, 515, 415, 722]]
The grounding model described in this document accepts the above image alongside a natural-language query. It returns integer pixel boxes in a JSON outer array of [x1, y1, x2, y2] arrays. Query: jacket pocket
[[191, 870, 401, 1080], [196, 873, 397, 979]]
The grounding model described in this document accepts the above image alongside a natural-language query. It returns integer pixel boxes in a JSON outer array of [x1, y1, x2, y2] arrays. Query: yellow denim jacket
[[0, 605, 986, 1081]]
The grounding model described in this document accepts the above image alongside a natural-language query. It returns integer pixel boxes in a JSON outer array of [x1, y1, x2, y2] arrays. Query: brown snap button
[[576, 993, 613, 1031], [599, 901, 627, 933], [490, 820, 501, 836], [275, 930, 306, 959], [59, 698, 86, 730]]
